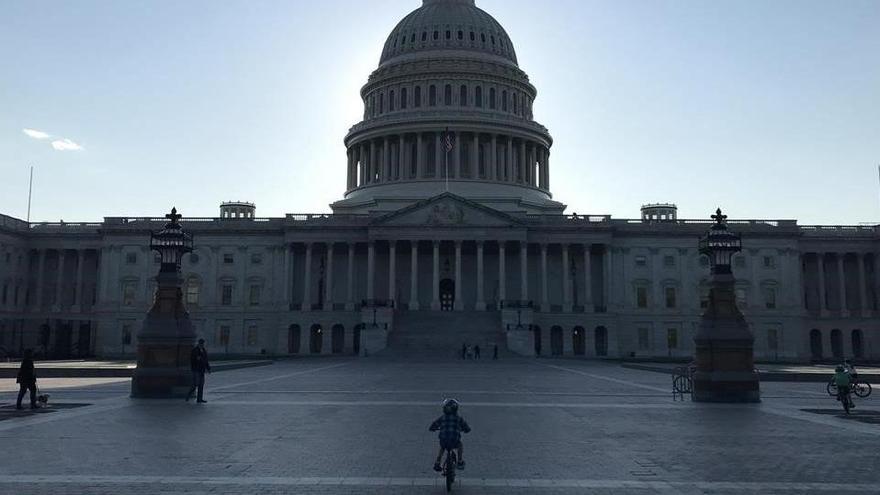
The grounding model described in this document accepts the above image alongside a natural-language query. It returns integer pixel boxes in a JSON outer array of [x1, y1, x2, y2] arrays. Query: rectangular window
[[250, 253, 263, 265], [249, 285, 261, 306], [667, 328, 679, 349], [638, 328, 651, 350], [763, 256, 775, 268], [221, 285, 233, 306], [735, 288, 747, 307], [664, 256, 675, 267], [635, 256, 647, 267], [767, 328, 779, 350], [122, 282, 137, 306], [122, 324, 132, 346], [636, 287, 648, 308], [764, 287, 777, 309], [218, 325, 230, 346], [247, 325, 258, 346], [665, 287, 677, 309], [186, 282, 200, 305], [223, 253, 235, 264], [125, 253, 137, 265]]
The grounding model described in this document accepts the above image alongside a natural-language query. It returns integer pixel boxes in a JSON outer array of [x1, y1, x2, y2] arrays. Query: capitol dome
[[333, 0, 562, 215], [379, 0, 518, 68]]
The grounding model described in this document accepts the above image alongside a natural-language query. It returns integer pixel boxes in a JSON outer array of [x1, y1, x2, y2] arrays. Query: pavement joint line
[[211, 361, 353, 392], [537, 363, 671, 393], [761, 405, 880, 436], [0, 475, 877, 491]]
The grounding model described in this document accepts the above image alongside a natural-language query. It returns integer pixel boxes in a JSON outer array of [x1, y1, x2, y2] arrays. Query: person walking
[[186, 339, 211, 403], [493, 344, 499, 360], [461, 343, 467, 360], [16, 349, 37, 410], [474, 345, 481, 360]]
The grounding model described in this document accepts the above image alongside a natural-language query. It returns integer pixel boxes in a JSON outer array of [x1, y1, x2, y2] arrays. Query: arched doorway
[[852, 329, 864, 359], [310, 324, 323, 354], [353, 324, 363, 356], [550, 326, 563, 356], [809, 329, 822, 361], [533, 326, 542, 356], [831, 329, 843, 359], [331, 324, 345, 354], [595, 326, 608, 357], [288, 324, 301, 354], [572, 326, 586, 356], [440, 279, 455, 311]]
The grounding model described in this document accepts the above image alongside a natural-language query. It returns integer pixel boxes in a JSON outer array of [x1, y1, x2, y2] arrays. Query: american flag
[[444, 129, 455, 153]]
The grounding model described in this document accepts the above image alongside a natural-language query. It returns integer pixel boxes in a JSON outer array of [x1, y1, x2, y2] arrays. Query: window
[[638, 328, 651, 350], [475, 86, 482, 107], [414, 86, 422, 107], [122, 281, 137, 306], [768, 328, 779, 351], [389, 90, 395, 111], [764, 287, 777, 309], [735, 288, 747, 307], [444, 84, 452, 105], [664, 256, 675, 267], [185, 279, 200, 305], [457, 30, 463, 40], [401, 88, 408, 109], [763, 256, 776, 269], [247, 325, 259, 346], [379, 93, 384, 114], [665, 287, 677, 309], [250, 253, 262, 265], [249, 285, 261, 306], [422, 32, 427, 42], [433, 30, 439, 40], [470, 31, 475, 41], [489, 88, 496, 109], [122, 324, 132, 346], [635, 256, 647, 267], [223, 253, 234, 264], [125, 253, 137, 265], [445, 30, 451, 39], [513, 92, 518, 114], [221, 284, 233, 306], [218, 325, 230, 346], [502, 90, 508, 111], [429, 85, 436, 106], [459, 85, 468, 106], [636, 287, 648, 308], [667, 328, 679, 350]]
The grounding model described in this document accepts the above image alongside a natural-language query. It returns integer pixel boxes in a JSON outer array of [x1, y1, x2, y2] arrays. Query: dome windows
[[475, 86, 483, 108], [422, 32, 427, 42], [445, 30, 451, 40], [444, 84, 452, 106], [489, 88, 496, 109], [470, 31, 475, 42], [411, 33, 416, 43], [501, 90, 508, 111], [414, 86, 421, 108], [459, 85, 468, 106], [401, 88, 408, 110], [433, 30, 439, 40], [429, 85, 437, 106], [458, 30, 463, 40], [389, 90, 395, 112]]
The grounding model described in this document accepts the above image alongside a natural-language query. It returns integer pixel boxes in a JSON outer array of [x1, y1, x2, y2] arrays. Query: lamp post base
[[693, 370, 761, 403]]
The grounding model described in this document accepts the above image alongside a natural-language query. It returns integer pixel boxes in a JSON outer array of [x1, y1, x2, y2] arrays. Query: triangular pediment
[[372, 193, 523, 227]]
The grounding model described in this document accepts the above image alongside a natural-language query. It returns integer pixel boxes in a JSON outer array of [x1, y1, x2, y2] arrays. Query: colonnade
[[346, 132, 550, 191], [10, 248, 99, 312], [807, 252, 879, 316]]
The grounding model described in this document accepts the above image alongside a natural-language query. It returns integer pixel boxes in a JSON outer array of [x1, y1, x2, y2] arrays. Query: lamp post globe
[[150, 207, 194, 273], [698, 209, 742, 275]]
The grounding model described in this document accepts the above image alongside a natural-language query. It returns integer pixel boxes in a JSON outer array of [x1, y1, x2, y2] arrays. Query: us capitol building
[[1, 0, 877, 362]]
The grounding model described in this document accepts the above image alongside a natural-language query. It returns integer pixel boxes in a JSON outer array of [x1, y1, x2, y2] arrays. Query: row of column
[[16, 249, 97, 311], [810, 252, 879, 316], [288, 241, 604, 313], [346, 132, 550, 191]]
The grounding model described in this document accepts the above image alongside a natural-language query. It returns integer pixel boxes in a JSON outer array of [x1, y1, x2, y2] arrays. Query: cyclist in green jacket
[[833, 365, 853, 409]]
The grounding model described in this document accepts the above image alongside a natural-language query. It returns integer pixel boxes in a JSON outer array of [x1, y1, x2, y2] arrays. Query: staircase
[[386, 310, 505, 358]]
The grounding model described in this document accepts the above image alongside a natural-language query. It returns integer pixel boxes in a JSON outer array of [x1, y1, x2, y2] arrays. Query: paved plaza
[[0, 357, 878, 494]]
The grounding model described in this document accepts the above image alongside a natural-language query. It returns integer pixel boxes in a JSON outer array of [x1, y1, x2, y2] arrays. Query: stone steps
[[387, 310, 506, 358]]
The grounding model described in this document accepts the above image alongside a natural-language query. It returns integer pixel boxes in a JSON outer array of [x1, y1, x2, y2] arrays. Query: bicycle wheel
[[826, 381, 837, 397], [445, 451, 456, 492], [854, 382, 872, 399]]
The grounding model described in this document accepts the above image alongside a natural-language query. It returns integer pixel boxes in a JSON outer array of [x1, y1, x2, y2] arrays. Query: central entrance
[[440, 279, 455, 311]]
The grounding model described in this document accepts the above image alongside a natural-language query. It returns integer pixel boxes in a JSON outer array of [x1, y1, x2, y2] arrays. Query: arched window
[[513, 92, 518, 115], [310, 324, 323, 354], [489, 88, 496, 109], [410, 33, 415, 43], [433, 30, 439, 40], [551, 326, 564, 356], [429, 85, 436, 106], [573, 326, 586, 356], [288, 324, 301, 354], [457, 30, 463, 40], [475, 86, 483, 108], [400, 88, 408, 110], [331, 324, 345, 354], [446, 30, 451, 40], [369, 96, 375, 117], [389, 90, 395, 111], [481, 33, 486, 43], [595, 326, 608, 357], [501, 90, 508, 111], [459, 85, 468, 106], [379, 93, 384, 114], [414, 86, 421, 108], [470, 31, 475, 41], [422, 32, 427, 42], [444, 84, 452, 105]]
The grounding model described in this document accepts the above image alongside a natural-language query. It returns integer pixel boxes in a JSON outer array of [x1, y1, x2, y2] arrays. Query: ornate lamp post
[[131, 208, 197, 398], [692, 209, 760, 403]]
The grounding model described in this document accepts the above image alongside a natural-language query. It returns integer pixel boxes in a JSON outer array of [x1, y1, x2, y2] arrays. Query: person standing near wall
[[186, 339, 211, 404], [16, 349, 37, 410]]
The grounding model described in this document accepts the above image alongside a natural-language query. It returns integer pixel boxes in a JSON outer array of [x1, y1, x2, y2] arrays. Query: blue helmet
[[442, 398, 460, 415]]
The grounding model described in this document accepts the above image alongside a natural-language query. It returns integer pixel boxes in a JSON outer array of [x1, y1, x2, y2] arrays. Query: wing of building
[[1, 0, 878, 362]]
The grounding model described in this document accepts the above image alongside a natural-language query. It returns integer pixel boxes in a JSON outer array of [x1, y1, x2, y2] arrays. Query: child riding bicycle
[[833, 365, 854, 410], [429, 398, 471, 472]]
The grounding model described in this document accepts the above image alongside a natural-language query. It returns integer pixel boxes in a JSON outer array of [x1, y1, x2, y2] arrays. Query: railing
[[672, 362, 696, 401], [361, 299, 395, 309], [500, 300, 533, 309]]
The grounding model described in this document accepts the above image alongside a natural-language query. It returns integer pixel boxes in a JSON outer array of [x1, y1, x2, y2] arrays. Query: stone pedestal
[[693, 273, 761, 403], [131, 271, 196, 398], [360, 324, 388, 357], [506, 327, 535, 357]]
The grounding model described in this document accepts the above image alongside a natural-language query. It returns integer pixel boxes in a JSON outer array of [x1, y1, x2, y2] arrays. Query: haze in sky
[[1, 0, 878, 224]]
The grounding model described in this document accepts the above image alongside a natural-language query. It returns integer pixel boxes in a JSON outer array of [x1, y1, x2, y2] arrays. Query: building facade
[[1, 0, 878, 362]]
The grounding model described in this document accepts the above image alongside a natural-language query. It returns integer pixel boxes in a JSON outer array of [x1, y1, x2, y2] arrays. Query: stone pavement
[[0, 357, 877, 494], [0, 359, 273, 378]]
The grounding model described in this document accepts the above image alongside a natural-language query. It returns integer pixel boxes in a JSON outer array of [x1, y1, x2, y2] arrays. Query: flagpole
[[26, 165, 34, 223]]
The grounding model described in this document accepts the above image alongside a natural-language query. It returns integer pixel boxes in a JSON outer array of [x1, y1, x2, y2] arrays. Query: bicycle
[[827, 379, 872, 399], [440, 448, 457, 492]]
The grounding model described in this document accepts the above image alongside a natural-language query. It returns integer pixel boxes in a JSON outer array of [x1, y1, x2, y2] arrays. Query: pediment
[[373, 193, 523, 227]]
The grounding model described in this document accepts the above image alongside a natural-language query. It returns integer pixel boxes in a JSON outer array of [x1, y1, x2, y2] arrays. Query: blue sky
[[1, 0, 878, 224]]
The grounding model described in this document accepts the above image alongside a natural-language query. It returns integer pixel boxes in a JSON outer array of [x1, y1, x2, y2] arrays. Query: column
[[435, 133, 444, 180], [520, 242, 528, 302], [431, 241, 441, 310], [383, 138, 391, 182], [301, 243, 312, 311], [583, 244, 593, 311], [346, 243, 355, 310], [858, 253, 868, 316], [490, 134, 498, 181], [454, 241, 464, 311], [358, 144, 366, 186], [416, 133, 424, 179], [347, 149, 355, 189], [284, 245, 293, 309], [817, 253, 827, 316], [498, 242, 507, 304], [562, 244, 572, 312], [472, 134, 479, 178], [837, 253, 848, 315], [72, 249, 85, 311], [544, 150, 551, 190], [409, 241, 420, 310], [603, 246, 612, 310], [369, 141, 378, 183], [519, 140, 526, 183], [367, 241, 375, 301], [388, 241, 397, 305], [505, 137, 513, 182], [399, 134, 407, 180], [324, 243, 334, 311], [528, 145, 537, 186], [540, 244, 549, 311], [476, 242, 486, 310], [453, 132, 461, 178], [54, 249, 66, 310]]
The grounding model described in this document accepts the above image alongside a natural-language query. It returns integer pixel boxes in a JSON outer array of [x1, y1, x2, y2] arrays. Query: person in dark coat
[[16, 349, 37, 410], [186, 339, 211, 403], [493, 345, 499, 360], [461, 343, 467, 360], [474, 345, 481, 360]]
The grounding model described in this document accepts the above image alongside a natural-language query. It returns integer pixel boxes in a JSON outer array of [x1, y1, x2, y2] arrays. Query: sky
[[1, 0, 878, 225]]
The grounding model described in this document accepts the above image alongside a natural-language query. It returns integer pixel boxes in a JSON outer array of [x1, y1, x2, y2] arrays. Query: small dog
[[36, 391, 50, 407]]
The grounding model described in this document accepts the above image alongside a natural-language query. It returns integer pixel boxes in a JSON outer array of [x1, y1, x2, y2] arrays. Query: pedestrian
[[493, 345, 499, 360], [461, 343, 467, 360], [474, 345, 481, 360], [16, 349, 37, 410], [186, 338, 211, 404], [466, 345, 472, 360]]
